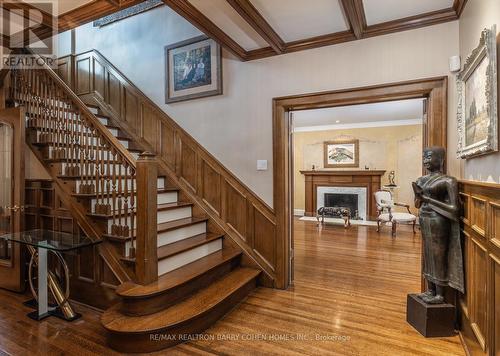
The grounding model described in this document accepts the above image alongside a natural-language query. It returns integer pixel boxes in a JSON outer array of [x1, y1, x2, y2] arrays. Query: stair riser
[[76, 177, 166, 192], [90, 191, 178, 212], [123, 221, 207, 253], [105, 277, 257, 353], [107, 206, 192, 233], [157, 222, 207, 247], [119, 254, 241, 316], [157, 239, 222, 276]]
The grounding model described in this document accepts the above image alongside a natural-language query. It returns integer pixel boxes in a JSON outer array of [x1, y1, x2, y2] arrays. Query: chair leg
[[412, 221, 416, 234], [376, 220, 381, 232], [392, 221, 397, 237]]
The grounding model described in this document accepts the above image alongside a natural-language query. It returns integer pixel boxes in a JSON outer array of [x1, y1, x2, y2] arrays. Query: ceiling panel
[[20, 0, 95, 15], [249, 0, 349, 43], [363, 0, 454, 26], [293, 99, 424, 129], [188, 0, 269, 51]]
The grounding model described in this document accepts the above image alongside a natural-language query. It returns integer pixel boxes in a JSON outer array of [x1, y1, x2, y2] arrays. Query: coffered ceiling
[[164, 0, 468, 61], [3, 0, 468, 60]]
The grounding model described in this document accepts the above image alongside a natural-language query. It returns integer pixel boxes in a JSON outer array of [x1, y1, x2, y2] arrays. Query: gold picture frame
[[323, 139, 359, 168]]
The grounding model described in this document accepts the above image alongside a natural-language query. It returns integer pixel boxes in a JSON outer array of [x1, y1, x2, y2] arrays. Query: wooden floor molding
[[0, 219, 465, 355]]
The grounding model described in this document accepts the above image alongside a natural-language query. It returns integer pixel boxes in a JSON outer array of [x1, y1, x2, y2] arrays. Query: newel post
[[135, 152, 158, 285]]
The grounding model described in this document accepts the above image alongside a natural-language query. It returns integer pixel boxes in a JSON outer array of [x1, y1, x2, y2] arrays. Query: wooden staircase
[[6, 52, 260, 352]]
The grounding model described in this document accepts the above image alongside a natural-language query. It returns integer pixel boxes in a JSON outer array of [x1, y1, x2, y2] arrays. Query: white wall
[[459, 0, 500, 183], [58, 6, 460, 206]]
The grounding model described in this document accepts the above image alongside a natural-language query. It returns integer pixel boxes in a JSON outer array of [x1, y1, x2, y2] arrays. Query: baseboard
[[293, 209, 305, 216]]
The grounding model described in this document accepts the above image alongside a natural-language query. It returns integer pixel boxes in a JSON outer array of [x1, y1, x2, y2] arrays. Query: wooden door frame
[[272, 76, 448, 289], [0, 107, 25, 292]]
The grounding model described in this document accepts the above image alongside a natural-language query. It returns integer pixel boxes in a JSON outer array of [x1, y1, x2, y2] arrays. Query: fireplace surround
[[300, 170, 385, 220]]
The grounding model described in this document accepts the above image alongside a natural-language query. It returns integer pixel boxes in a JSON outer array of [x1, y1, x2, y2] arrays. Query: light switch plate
[[257, 160, 268, 171]]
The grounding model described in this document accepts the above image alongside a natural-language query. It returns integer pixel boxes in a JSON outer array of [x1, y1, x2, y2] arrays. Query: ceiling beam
[[453, 0, 468, 16], [363, 8, 458, 39], [58, 0, 145, 33], [163, 0, 247, 60], [225, 0, 285, 54], [340, 0, 366, 39], [245, 31, 356, 61]]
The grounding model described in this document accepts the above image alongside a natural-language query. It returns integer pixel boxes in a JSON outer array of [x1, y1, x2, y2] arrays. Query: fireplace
[[324, 193, 359, 219], [317, 186, 367, 220]]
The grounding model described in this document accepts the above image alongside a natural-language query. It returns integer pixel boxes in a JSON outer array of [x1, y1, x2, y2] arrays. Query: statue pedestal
[[406, 294, 456, 337]]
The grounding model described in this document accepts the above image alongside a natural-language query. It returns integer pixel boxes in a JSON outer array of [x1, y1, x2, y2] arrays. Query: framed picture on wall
[[324, 139, 359, 168], [456, 25, 498, 158], [165, 35, 222, 103]]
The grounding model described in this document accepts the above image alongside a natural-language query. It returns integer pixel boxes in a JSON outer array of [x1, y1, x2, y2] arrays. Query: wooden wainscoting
[[25, 179, 120, 310], [459, 180, 500, 356], [57, 51, 278, 286]]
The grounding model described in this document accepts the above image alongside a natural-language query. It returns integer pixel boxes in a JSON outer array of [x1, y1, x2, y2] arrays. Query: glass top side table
[[1, 229, 101, 321]]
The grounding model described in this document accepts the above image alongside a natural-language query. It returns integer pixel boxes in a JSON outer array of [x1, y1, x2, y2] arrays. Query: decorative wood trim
[[225, 0, 285, 54], [363, 8, 458, 39], [162, 0, 247, 60], [135, 152, 159, 285], [340, 0, 366, 39], [453, 0, 469, 17], [274, 76, 448, 289], [458, 180, 500, 356], [58, 0, 145, 33]]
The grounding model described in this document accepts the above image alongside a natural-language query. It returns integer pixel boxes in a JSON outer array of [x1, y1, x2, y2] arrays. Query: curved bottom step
[[102, 267, 260, 353]]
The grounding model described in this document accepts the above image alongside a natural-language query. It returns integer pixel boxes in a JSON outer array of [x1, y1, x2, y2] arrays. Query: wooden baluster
[[130, 170, 136, 254], [135, 152, 158, 284], [117, 158, 123, 236], [123, 162, 130, 238], [106, 147, 112, 215], [111, 149, 117, 235], [79, 112, 85, 191]]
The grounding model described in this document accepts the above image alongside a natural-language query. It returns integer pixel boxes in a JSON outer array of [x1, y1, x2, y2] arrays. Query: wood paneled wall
[[25, 179, 120, 310], [58, 51, 278, 285], [459, 180, 500, 356]]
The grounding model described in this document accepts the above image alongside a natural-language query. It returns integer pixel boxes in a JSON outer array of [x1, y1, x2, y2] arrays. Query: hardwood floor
[[0, 219, 464, 355]]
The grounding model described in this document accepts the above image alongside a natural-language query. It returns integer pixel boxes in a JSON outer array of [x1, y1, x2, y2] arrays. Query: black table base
[[23, 298, 82, 322]]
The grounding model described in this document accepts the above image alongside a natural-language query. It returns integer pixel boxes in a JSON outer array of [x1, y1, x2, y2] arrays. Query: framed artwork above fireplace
[[323, 139, 359, 168]]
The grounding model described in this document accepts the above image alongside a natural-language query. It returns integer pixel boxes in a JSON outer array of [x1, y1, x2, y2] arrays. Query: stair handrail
[[8, 49, 159, 284], [17, 49, 137, 167]]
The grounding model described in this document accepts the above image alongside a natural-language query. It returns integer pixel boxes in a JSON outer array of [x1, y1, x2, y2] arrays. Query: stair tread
[[102, 267, 259, 333], [103, 217, 209, 242], [89, 202, 192, 219], [157, 232, 223, 260], [117, 247, 241, 298]]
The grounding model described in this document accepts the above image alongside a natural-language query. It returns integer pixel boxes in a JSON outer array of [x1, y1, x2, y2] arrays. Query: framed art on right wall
[[456, 25, 498, 159]]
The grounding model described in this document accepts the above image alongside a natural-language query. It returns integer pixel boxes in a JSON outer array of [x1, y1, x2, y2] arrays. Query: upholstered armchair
[[374, 190, 416, 237]]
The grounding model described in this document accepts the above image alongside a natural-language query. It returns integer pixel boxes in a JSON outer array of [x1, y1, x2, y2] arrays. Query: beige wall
[[60, 10, 460, 206], [457, 0, 500, 183], [293, 125, 422, 215]]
